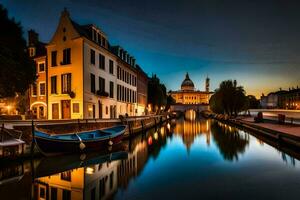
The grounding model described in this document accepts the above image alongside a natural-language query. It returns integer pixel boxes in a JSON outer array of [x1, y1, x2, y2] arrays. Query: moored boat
[[34, 125, 126, 156]]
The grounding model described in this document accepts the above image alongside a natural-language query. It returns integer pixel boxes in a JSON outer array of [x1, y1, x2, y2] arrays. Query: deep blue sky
[[2, 0, 300, 97]]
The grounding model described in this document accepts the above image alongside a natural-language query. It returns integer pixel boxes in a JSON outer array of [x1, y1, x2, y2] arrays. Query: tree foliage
[[0, 4, 35, 97], [209, 80, 247, 116], [245, 95, 260, 109], [148, 74, 167, 112]]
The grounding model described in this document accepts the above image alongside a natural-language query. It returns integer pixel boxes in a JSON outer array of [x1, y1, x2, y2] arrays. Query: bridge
[[170, 104, 209, 113]]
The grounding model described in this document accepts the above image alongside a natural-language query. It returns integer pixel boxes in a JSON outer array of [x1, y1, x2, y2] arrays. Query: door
[[39, 106, 44, 119], [52, 103, 59, 119], [61, 100, 71, 119]]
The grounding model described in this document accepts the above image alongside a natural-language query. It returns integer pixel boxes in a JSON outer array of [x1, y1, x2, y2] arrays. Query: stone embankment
[[202, 111, 300, 148]]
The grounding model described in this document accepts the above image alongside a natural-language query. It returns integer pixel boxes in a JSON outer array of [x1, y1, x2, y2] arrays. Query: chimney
[[28, 29, 39, 46]]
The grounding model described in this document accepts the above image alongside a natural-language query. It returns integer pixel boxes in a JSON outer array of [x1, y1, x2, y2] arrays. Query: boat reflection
[[34, 125, 171, 200]]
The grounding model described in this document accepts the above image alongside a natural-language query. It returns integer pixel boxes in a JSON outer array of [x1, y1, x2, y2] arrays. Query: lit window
[[39, 82, 46, 96], [39, 63, 45, 72]]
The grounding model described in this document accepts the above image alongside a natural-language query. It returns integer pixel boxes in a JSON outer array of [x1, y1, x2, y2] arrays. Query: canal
[[1, 117, 300, 200]]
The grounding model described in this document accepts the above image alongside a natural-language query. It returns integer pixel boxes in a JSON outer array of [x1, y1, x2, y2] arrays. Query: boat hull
[[35, 133, 123, 156]]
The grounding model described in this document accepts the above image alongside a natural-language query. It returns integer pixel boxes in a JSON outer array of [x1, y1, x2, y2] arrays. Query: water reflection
[[211, 121, 249, 161], [33, 125, 170, 200], [174, 117, 211, 151]]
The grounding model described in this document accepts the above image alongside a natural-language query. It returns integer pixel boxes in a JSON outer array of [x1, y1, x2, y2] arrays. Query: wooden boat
[[34, 125, 126, 156]]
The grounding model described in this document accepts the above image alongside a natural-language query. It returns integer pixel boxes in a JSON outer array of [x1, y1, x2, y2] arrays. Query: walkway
[[239, 117, 300, 138]]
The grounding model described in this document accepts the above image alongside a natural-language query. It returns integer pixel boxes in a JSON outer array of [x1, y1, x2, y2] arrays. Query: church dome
[[181, 73, 195, 91]]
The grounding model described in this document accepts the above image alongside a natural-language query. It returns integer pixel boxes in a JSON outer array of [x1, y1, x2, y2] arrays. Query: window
[[62, 189, 71, 200], [51, 51, 57, 66], [90, 73, 95, 93], [32, 83, 37, 96], [99, 54, 105, 70], [99, 178, 106, 199], [61, 73, 71, 94], [106, 106, 108, 115], [109, 81, 114, 98], [51, 187, 58, 200], [99, 77, 105, 93], [39, 63, 45, 72], [51, 76, 57, 94], [117, 66, 120, 79], [39, 82, 46, 96], [39, 187, 46, 199], [29, 47, 35, 57], [62, 48, 71, 65], [109, 60, 114, 74], [90, 49, 95, 64], [73, 103, 79, 113], [110, 172, 114, 189], [118, 85, 120, 100], [61, 171, 71, 181]]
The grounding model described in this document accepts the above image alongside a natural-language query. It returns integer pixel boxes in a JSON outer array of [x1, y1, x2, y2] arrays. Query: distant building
[[136, 65, 148, 115], [28, 30, 48, 119], [169, 73, 212, 105], [278, 87, 300, 110], [260, 87, 300, 110]]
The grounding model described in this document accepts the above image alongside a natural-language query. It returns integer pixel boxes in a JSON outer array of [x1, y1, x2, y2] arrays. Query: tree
[[246, 95, 260, 109], [0, 4, 36, 97], [209, 80, 247, 116], [148, 74, 167, 113], [164, 95, 175, 112]]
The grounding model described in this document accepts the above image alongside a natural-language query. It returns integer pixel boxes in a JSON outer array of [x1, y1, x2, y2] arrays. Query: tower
[[205, 76, 210, 92]]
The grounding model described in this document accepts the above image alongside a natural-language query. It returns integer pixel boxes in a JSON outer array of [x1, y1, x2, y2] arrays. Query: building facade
[[260, 88, 300, 110], [36, 9, 148, 119], [170, 73, 212, 105], [28, 30, 48, 119]]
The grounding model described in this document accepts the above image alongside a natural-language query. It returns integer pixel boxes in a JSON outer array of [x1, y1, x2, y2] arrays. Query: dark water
[[1, 118, 300, 200]]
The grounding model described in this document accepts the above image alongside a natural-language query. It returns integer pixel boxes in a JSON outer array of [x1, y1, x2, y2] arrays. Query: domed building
[[181, 73, 195, 91], [170, 73, 212, 105]]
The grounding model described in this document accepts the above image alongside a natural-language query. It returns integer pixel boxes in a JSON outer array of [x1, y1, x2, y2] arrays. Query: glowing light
[[148, 136, 153, 145], [167, 123, 170, 130], [154, 132, 158, 140], [86, 167, 94, 174]]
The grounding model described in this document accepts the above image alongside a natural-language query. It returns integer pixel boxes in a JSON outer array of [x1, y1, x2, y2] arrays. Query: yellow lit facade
[[170, 73, 211, 105], [45, 9, 147, 119]]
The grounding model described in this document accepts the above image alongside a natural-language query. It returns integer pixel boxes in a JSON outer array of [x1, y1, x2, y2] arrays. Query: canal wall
[[202, 111, 300, 149]]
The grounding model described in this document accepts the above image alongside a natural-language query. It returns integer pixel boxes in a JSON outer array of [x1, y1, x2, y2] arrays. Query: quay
[[0, 114, 170, 160], [204, 112, 300, 149]]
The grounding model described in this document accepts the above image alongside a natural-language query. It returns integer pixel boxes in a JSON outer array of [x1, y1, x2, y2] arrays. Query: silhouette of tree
[[209, 80, 247, 116], [246, 95, 260, 109], [0, 4, 36, 97], [148, 74, 167, 113]]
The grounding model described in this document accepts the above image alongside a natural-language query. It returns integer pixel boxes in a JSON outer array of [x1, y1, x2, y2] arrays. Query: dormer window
[[29, 47, 35, 57]]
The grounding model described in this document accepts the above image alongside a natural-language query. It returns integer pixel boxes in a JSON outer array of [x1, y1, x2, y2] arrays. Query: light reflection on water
[[1, 118, 300, 200]]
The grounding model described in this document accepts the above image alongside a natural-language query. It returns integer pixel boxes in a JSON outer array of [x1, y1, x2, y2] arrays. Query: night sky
[[2, 0, 300, 97]]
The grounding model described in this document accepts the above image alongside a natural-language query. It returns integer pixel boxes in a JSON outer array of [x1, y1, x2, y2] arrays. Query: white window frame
[[38, 62, 46, 73]]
